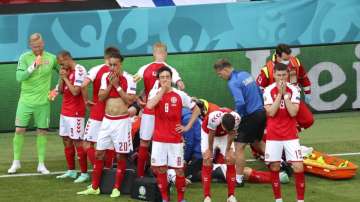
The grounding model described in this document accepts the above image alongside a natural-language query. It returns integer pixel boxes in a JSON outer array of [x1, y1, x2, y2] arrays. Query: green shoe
[[56, 170, 77, 179], [110, 188, 120, 198], [280, 171, 290, 184], [77, 187, 100, 195], [74, 173, 90, 183]]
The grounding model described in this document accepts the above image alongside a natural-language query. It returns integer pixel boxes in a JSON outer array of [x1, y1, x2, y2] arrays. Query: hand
[[137, 97, 146, 108], [279, 81, 286, 95], [305, 94, 311, 104], [203, 149, 213, 160], [284, 93, 291, 100], [176, 80, 185, 90], [35, 55, 42, 67], [175, 124, 189, 133], [225, 149, 233, 162], [109, 72, 120, 88], [86, 100, 95, 108], [161, 84, 171, 93], [48, 88, 58, 101], [133, 74, 141, 82], [59, 68, 67, 79]]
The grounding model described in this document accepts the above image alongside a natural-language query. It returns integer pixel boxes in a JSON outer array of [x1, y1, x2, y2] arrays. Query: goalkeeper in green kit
[[8, 33, 58, 174]]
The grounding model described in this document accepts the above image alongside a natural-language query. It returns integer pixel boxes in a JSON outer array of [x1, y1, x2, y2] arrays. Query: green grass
[[0, 112, 360, 202]]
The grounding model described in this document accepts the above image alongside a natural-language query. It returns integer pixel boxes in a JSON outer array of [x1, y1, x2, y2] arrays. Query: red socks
[[91, 159, 104, 189], [248, 169, 272, 183], [176, 175, 186, 201], [104, 149, 115, 169], [226, 165, 236, 196], [294, 172, 305, 200], [113, 159, 127, 189], [64, 146, 75, 170], [86, 146, 96, 166], [201, 165, 212, 197], [156, 172, 169, 201], [271, 171, 282, 200], [76, 146, 87, 173], [137, 146, 149, 177]]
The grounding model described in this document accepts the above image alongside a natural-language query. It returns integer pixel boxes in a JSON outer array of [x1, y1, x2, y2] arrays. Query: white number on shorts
[[295, 149, 302, 160], [165, 103, 169, 113]]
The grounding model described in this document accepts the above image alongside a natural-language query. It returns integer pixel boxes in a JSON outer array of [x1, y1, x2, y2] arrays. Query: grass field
[[0, 112, 360, 202]]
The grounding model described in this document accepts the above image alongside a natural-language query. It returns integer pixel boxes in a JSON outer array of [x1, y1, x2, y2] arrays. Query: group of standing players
[[10, 33, 314, 202]]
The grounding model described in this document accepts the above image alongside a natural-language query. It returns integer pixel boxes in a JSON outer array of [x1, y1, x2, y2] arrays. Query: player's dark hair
[[105, 46, 123, 61], [57, 50, 72, 59], [213, 58, 232, 70], [221, 113, 236, 132], [108, 51, 124, 62], [274, 63, 288, 72], [275, 44, 292, 57], [156, 66, 173, 78]]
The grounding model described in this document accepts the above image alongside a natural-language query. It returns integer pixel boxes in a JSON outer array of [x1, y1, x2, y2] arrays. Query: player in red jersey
[[146, 66, 200, 202], [81, 47, 119, 170], [263, 63, 305, 202], [201, 108, 240, 202], [77, 52, 137, 198], [54, 51, 89, 183], [133, 42, 185, 177], [256, 43, 314, 130]]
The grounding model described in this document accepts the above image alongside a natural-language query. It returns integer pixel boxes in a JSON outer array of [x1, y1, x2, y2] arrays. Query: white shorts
[[139, 113, 155, 141], [201, 128, 234, 155], [265, 139, 303, 162], [151, 141, 184, 168], [59, 115, 85, 140], [83, 119, 102, 143], [96, 115, 133, 153]]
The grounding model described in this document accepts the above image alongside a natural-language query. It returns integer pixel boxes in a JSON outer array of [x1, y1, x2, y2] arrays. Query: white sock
[[297, 200, 304, 202], [275, 199, 283, 202], [236, 174, 244, 183]]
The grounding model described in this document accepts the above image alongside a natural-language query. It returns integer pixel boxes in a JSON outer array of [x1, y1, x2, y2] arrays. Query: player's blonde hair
[[29, 33, 43, 44], [153, 42, 167, 52]]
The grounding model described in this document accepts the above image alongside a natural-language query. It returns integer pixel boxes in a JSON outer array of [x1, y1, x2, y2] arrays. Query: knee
[[153, 166, 167, 174], [269, 163, 281, 171], [95, 150, 105, 160], [175, 168, 184, 177], [140, 140, 149, 147], [15, 127, 26, 134], [292, 163, 304, 173]]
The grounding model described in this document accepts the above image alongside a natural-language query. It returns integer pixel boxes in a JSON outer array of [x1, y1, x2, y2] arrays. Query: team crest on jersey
[[44, 60, 49, 65], [171, 97, 177, 104], [152, 71, 157, 76]]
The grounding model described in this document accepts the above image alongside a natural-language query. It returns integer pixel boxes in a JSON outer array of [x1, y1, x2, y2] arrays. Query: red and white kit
[[149, 88, 195, 168], [59, 64, 87, 140], [263, 82, 303, 162], [201, 108, 241, 155], [96, 71, 136, 153]]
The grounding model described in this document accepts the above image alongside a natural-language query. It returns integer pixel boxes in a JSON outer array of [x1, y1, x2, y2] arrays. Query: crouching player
[[77, 52, 137, 197], [263, 63, 305, 202], [146, 66, 200, 202], [55, 51, 89, 182], [201, 108, 240, 202]]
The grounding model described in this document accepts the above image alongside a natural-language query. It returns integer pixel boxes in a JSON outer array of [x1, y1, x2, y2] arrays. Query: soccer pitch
[[0, 112, 359, 202]]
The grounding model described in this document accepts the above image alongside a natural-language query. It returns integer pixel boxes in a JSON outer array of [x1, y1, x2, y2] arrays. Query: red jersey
[[136, 62, 182, 98], [100, 71, 137, 99], [202, 108, 241, 136], [256, 55, 311, 94], [61, 64, 86, 117], [86, 64, 110, 121], [263, 82, 301, 140], [149, 88, 195, 143]]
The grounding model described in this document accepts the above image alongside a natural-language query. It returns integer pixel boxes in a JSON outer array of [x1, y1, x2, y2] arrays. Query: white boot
[[37, 162, 50, 174], [8, 160, 21, 174], [227, 195, 237, 202], [204, 196, 211, 202]]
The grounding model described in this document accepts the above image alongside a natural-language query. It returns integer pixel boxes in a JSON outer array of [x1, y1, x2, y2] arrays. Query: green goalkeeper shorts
[[15, 102, 50, 129]]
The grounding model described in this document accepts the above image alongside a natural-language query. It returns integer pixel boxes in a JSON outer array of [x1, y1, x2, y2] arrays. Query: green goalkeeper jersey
[[16, 51, 58, 107]]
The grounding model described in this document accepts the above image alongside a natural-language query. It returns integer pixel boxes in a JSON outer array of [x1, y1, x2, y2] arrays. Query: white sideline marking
[[1, 152, 359, 178]]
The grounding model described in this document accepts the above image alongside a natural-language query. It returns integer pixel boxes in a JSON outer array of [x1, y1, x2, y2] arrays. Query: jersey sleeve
[[297, 63, 311, 94], [231, 111, 241, 130], [74, 66, 87, 87], [135, 64, 148, 78], [87, 65, 102, 82], [263, 87, 274, 106], [207, 111, 222, 131], [16, 53, 34, 82], [167, 64, 182, 84], [179, 90, 195, 109], [148, 88, 160, 101], [289, 84, 301, 104], [256, 67, 269, 91], [125, 74, 137, 95], [100, 73, 109, 90]]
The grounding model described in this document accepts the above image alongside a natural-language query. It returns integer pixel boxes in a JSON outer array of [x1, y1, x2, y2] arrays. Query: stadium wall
[[1, 43, 359, 131]]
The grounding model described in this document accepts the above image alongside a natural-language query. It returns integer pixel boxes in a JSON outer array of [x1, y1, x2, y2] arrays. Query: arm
[[81, 78, 93, 105], [63, 77, 81, 96], [16, 55, 40, 82], [226, 130, 237, 151], [264, 94, 281, 117], [58, 79, 65, 94], [256, 68, 270, 91], [168, 65, 185, 90], [182, 106, 201, 132], [284, 94, 299, 117], [98, 73, 112, 102], [116, 87, 137, 105], [228, 81, 246, 116], [146, 87, 166, 109], [208, 129, 216, 153]]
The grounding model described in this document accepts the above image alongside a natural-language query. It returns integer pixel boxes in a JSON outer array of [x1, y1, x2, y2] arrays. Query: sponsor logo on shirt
[[152, 71, 157, 76], [242, 76, 254, 86], [44, 60, 49, 65]]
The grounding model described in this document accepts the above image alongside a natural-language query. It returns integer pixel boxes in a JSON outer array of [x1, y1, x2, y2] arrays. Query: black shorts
[[235, 110, 266, 143]]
